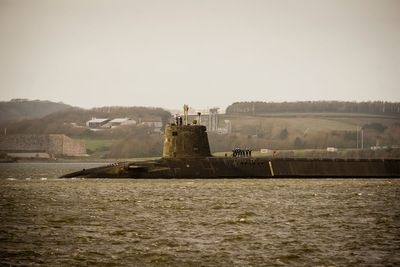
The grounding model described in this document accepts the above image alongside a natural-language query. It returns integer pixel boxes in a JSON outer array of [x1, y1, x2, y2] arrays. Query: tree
[[294, 137, 304, 149], [362, 123, 387, 133], [279, 128, 288, 140]]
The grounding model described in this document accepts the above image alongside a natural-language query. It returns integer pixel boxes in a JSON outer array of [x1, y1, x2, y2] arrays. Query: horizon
[[1, 0, 400, 109], [4, 98, 400, 114], [3, 95, 400, 111]]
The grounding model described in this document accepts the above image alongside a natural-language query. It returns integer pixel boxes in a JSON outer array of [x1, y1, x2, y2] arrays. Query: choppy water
[[0, 163, 399, 266]]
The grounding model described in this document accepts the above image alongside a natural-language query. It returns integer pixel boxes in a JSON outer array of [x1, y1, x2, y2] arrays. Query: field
[[80, 139, 114, 153], [206, 112, 399, 154], [222, 113, 399, 134]]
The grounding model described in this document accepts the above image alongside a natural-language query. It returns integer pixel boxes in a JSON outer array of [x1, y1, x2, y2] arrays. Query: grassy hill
[[0, 99, 72, 123], [208, 112, 400, 153], [224, 113, 398, 133]]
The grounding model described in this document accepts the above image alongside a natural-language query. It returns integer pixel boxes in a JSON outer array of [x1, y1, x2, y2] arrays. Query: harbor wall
[[0, 134, 86, 156]]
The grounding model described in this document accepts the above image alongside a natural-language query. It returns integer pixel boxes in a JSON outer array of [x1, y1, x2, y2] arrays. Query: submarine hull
[[60, 157, 400, 178]]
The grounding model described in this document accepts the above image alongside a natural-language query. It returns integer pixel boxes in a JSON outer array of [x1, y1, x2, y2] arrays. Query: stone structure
[[208, 108, 219, 132], [0, 134, 86, 156]]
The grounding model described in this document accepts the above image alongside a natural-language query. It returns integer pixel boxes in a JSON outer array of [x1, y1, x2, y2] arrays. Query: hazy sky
[[0, 0, 399, 110]]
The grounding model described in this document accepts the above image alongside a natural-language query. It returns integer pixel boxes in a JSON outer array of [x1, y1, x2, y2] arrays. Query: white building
[[103, 118, 137, 128], [326, 147, 338, 152], [86, 118, 110, 128]]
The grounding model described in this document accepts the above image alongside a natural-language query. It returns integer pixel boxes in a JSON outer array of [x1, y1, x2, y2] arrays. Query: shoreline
[[0, 157, 161, 164]]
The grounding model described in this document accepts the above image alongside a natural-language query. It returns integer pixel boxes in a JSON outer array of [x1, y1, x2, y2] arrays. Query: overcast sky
[[0, 0, 399, 110]]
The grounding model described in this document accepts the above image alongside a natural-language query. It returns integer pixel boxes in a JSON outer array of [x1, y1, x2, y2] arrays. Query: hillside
[[0, 99, 73, 123], [1, 100, 399, 158], [0, 105, 172, 158], [208, 112, 400, 153], [208, 101, 400, 155]]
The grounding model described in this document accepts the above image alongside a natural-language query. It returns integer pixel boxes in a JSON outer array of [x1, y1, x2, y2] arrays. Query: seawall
[[0, 134, 86, 156]]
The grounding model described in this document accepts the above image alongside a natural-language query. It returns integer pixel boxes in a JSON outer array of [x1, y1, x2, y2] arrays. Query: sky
[[0, 0, 399, 110]]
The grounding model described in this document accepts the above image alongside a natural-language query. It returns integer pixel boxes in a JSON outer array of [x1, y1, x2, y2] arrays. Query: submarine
[[61, 107, 400, 179]]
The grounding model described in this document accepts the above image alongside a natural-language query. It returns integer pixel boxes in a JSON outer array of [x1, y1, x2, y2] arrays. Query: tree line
[[226, 101, 400, 116]]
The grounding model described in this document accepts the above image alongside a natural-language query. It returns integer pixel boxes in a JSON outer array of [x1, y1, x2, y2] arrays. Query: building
[[327, 147, 338, 152], [208, 108, 219, 132], [103, 118, 137, 128], [216, 120, 232, 134], [86, 118, 110, 128]]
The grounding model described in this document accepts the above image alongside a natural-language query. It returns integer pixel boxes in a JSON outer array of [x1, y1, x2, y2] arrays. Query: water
[[0, 163, 399, 266]]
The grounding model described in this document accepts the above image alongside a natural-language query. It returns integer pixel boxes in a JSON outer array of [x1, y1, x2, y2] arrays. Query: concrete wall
[[48, 134, 63, 155], [0, 135, 48, 152], [0, 134, 86, 156], [60, 135, 86, 156]]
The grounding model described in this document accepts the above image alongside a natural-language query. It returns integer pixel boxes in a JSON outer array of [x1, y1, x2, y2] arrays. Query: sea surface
[[0, 163, 399, 266]]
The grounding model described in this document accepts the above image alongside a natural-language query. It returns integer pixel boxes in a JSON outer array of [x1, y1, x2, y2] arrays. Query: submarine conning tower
[[163, 124, 212, 158], [163, 106, 212, 158]]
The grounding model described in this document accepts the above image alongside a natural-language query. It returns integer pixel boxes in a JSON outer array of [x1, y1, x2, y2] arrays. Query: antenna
[[183, 104, 189, 125]]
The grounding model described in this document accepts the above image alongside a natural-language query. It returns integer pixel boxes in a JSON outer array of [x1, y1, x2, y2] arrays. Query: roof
[[87, 118, 109, 123], [109, 118, 132, 123]]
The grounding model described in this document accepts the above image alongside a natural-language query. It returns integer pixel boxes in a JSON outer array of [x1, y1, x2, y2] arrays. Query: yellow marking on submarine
[[269, 161, 274, 177]]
